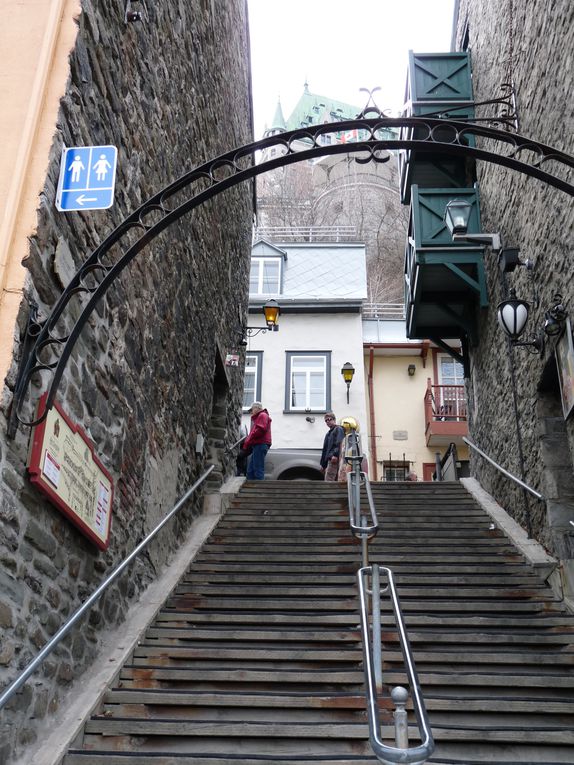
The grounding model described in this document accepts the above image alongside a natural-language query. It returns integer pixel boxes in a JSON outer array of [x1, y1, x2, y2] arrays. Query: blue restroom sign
[[56, 145, 118, 211]]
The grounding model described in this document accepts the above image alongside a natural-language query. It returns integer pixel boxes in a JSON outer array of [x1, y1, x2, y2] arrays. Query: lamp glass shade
[[497, 293, 530, 340], [263, 299, 280, 328], [341, 362, 355, 383], [444, 198, 473, 236]]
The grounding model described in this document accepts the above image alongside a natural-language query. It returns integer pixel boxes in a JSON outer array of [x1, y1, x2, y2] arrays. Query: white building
[[243, 240, 368, 471]]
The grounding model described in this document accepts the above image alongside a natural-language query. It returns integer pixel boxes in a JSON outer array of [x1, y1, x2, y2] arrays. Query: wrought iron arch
[[11, 116, 574, 431]]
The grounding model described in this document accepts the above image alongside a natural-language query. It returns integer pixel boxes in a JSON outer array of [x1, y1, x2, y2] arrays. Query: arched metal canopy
[[11, 115, 574, 430]]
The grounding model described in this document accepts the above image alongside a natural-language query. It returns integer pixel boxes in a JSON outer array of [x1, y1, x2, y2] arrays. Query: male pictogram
[[68, 155, 85, 183]]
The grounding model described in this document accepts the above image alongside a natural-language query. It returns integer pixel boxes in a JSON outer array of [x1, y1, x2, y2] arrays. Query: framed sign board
[[27, 394, 114, 550], [556, 318, 574, 420]]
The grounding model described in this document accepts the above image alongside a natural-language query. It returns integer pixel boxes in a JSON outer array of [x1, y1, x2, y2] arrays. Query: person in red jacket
[[243, 402, 272, 480]]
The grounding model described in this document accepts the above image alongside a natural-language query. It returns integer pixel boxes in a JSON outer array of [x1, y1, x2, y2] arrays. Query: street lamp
[[444, 198, 473, 236], [262, 299, 280, 330], [341, 362, 355, 404], [497, 289, 567, 353], [444, 198, 502, 251], [241, 300, 280, 345], [497, 288, 530, 340]]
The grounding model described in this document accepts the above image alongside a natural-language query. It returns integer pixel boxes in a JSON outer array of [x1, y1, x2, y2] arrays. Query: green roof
[[269, 99, 287, 132], [284, 83, 360, 131], [263, 83, 398, 143]]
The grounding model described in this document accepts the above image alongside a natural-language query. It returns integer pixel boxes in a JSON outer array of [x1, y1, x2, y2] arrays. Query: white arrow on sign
[[76, 195, 98, 206]]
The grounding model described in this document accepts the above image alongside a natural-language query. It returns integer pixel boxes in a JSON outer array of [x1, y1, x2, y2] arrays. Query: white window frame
[[242, 352, 263, 411], [437, 354, 466, 420], [438, 354, 465, 386], [249, 257, 282, 295], [285, 351, 331, 412]]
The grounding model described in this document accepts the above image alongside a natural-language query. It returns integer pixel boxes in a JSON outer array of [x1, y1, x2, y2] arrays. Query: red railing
[[424, 379, 468, 445], [425, 381, 468, 421]]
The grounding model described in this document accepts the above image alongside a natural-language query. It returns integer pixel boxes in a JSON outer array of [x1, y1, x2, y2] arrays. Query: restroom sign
[[56, 145, 118, 211]]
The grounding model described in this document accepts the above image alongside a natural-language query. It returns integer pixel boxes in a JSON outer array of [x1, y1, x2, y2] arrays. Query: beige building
[[0, 0, 79, 381], [363, 310, 469, 481]]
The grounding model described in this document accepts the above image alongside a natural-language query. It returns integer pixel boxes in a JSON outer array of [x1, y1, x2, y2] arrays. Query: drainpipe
[[367, 346, 378, 481]]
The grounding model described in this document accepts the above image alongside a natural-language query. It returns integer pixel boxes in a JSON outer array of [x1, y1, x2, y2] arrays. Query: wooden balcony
[[424, 379, 468, 446]]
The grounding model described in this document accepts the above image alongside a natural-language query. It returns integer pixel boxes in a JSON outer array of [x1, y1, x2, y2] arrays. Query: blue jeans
[[247, 444, 269, 480]]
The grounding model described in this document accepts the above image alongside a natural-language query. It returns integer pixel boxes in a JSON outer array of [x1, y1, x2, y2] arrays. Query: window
[[382, 461, 408, 482], [285, 352, 331, 412], [242, 352, 263, 410], [249, 258, 281, 295], [439, 355, 465, 386]]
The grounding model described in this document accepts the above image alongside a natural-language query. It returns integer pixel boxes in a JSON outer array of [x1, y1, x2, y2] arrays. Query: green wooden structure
[[404, 186, 487, 344], [399, 51, 476, 204], [401, 52, 489, 357]]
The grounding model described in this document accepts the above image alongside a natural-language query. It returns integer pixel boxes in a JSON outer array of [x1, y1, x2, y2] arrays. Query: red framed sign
[[27, 394, 114, 550]]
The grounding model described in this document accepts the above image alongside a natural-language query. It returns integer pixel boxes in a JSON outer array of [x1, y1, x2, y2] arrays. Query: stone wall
[[453, 0, 574, 558], [0, 0, 252, 760]]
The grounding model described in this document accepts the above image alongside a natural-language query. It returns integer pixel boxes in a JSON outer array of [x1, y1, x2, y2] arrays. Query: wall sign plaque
[[27, 393, 113, 550], [556, 318, 574, 420]]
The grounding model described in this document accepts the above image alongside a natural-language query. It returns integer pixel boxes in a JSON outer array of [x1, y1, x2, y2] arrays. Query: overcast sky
[[248, 0, 457, 138]]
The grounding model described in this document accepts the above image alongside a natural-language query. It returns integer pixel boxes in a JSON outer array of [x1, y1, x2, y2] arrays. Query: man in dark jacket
[[244, 402, 272, 480], [320, 412, 344, 482]]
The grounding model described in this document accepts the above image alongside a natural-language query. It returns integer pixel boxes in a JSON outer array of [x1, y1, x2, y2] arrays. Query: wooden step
[[62, 481, 574, 765]]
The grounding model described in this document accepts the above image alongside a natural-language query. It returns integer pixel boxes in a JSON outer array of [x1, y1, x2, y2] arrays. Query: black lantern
[[444, 198, 473, 236], [496, 289, 530, 340], [543, 293, 567, 337], [341, 362, 355, 404]]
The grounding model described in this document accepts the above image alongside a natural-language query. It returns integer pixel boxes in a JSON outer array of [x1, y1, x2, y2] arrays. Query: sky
[[248, 0, 457, 138]]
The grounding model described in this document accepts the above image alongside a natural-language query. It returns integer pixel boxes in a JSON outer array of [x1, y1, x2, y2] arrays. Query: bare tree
[[256, 151, 408, 302]]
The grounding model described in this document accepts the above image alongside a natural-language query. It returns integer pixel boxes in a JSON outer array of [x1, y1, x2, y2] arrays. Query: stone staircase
[[63, 481, 574, 765]]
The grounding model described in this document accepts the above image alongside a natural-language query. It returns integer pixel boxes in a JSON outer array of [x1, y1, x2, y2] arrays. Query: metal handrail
[[358, 565, 435, 764], [0, 464, 215, 711], [463, 437, 545, 500], [225, 436, 245, 453], [344, 431, 378, 569]]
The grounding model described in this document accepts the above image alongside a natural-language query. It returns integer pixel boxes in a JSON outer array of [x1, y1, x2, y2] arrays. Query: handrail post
[[391, 686, 409, 748]]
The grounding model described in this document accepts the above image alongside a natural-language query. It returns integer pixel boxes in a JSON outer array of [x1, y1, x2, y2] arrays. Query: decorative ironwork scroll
[[11, 116, 574, 430]]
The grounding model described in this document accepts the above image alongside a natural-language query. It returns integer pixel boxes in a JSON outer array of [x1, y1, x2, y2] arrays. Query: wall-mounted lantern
[[407, 364, 416, 377], [341, 362, 355, 404], [497, 289, 567, 354], [444, 198, 502, 251], [240, 300, 280, 345]]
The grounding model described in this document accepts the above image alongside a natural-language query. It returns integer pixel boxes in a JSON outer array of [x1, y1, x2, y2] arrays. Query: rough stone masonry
[[0, 1, 253, 760], [454, 1, 574, 571]]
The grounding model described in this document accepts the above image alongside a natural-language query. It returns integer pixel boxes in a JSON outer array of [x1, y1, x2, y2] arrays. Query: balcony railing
[[362, 302, 406, 320], [424, 379, 468, 446], [253, 225, 356, 242]]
